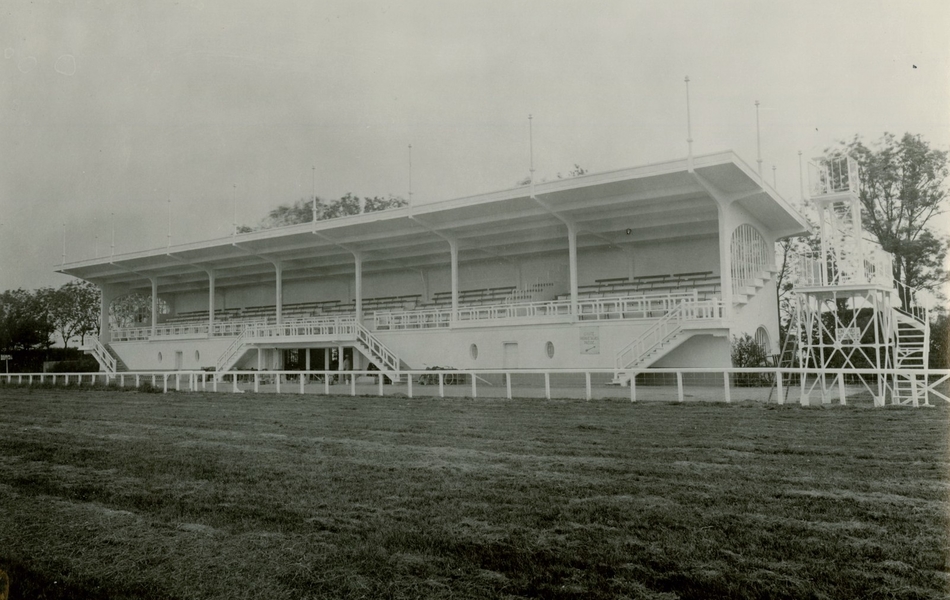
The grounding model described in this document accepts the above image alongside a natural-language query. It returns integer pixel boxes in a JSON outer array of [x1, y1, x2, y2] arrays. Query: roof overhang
[[57, 151, 810, 294]]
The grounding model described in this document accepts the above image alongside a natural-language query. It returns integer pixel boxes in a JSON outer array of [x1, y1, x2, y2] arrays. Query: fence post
[[723, 371, 731, 403], [676, 371, 684, 402], [324, 372, 329, 396], [163, 374, 168, 394], [378, 374, 383, 397], [544, 372, 551, 400], [301, 373, 306, 395], [910, 373, 919, 408], [585, 372, 592, 401], [505, 372, 512, 400], [471, 373, 476, 399], [28, 375, 33, 385], [838, 374, 846, 405], [776, 369, 784, 405], [630, 374, 636, 403], [349, 373, 355, 397], [232, 374, 239, 394], [439, 373, 445, 398], [408, 373, 413, 398]]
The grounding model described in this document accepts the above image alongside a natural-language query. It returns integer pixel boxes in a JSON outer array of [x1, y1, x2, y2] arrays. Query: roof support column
[[98, 283, 117, 344], [274, 261, 283, 326], [207, 270, 215, 335], [353, 252, 362, 324], [717, 206, 734, 318], [150, 277, 159, 338], [567, 222, 578, 317], [449, 240, 459, 321]]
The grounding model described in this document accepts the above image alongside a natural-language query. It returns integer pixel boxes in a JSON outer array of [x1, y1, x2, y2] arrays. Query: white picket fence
[[2, 368, 948, 407]]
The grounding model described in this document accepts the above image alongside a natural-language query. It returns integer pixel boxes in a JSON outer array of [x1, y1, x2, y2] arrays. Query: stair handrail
[[215, 329, 249, 373], [355, 322, 400, 374], [83, 337, 116, 374], [892, 279, 928, 323], [615, 303, 686, 371]]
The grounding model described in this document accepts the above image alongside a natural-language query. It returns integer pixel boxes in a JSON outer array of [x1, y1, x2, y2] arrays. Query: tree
[[0, 289, 54, 351], [39, 281, 99, 348], [829, 133, 949, 302], [242, 193, 408, 232]]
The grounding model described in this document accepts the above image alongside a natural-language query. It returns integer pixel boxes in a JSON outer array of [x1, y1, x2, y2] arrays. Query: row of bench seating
[[555, 271, 721, 301]]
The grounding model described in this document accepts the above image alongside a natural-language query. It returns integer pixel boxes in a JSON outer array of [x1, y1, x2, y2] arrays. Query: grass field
[[0, 387, 948, 599]]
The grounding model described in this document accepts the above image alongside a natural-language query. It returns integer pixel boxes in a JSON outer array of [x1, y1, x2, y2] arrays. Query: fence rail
[[5, 368, 947, 407]]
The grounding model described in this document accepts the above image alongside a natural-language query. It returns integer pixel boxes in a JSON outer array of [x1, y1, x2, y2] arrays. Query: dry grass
[[0, 386, 948, 599]]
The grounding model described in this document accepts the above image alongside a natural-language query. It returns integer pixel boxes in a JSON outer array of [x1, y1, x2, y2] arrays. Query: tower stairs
[[892, 307, 930, 405]]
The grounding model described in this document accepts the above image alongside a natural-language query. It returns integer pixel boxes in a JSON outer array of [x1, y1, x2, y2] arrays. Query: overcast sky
[[1, 0, 948, 291]]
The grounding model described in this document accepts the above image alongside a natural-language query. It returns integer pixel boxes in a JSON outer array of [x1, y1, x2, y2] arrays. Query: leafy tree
[[39, 281, 101, 348], [929, 310, 949, 369], [109, 293, 166, 329], [241, 193, 408, 232], [829, 133, 949, 303], [0, 289, 54, 351]]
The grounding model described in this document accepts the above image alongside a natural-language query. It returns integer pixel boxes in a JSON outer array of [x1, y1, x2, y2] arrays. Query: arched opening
[[754, 326, 771, 355]]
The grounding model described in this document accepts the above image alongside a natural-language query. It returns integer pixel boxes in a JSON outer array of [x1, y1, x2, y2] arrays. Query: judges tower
[[791, 156, 929, 406]]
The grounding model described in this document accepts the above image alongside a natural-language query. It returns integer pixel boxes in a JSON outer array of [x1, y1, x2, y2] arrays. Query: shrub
[[732, 333, 770, 387]]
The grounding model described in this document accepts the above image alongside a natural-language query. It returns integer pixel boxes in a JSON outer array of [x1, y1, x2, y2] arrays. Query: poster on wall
[[580, 327, 600, 355]]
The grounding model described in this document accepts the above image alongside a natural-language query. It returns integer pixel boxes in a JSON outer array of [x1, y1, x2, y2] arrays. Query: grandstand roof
[[58, 151, 809, 294]]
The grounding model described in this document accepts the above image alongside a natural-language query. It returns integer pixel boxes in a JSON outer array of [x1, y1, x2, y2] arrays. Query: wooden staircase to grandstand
[[612, 298, 725, 385], [214, 320, 403, 383], [82, 338, 124, 375], [732, 267, 776, 307]]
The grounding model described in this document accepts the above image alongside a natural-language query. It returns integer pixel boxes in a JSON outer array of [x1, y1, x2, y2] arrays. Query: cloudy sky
[[1, 0, 948, 291]]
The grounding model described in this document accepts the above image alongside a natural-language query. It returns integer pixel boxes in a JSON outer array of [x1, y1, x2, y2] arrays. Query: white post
[[505, 372, 511, 399], [254, 372, 259, 393], [630, 375, 636, 402], [208, 270, 215, 334], [470, 373, 476, 398], [276, 371, 281, 394], [349, 373, 355, 397], [449, 240, 459, 323], [567, 222, 578, 319], [275, 262, 283, 326], [439, 372, 444, 398], [723, 371, 731, 403], [407, 373, 413, 398], [685, 76, 694, 172], [776, 369, 784, 405], [353, 253, 362, 323], [755, 100, 762, 178], [163, 374, 168, 393], [838, 373, 846, 405], [544, 372, 551, 400], [676, 371, 684, 402], [150, 278, 159, 338], [585, 372, 591, 401], [378, 373, 384, 396]]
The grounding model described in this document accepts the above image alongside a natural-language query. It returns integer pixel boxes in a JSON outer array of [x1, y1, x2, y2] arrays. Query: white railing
[[456, 298, 573, 322], [375, 307, 451, 330], [615, 298, 725, 371], [809, 156, 859, 196], [242, 316, 357, 340], [215, 329, 249, 373], [9, 367, 945, 407], [82, 337, 116, 374], [110, 326, 151, 342], [355, 322, 400, 375], [375, 292, 701, 331], [731, 224, 772, 296], [793, 243, 893, 288]]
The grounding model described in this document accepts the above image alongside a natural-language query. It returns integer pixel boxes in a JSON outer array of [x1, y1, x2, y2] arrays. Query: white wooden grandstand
[[57, 150, 933, 404]]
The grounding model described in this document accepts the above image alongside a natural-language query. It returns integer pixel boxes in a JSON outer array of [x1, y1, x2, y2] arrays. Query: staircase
[[213, 319, 403, 383], [892, 307, 929, 405], [613, 298, 724, 384], [732, 268, 775, 307], [81, 338, 118, 375]]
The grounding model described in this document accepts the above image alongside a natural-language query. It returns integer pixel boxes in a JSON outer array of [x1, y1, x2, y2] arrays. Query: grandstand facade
[[59, 151, 810, 380]]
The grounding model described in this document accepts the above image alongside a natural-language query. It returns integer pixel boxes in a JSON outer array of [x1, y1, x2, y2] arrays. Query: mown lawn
[[0, 387, 948, 599]]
